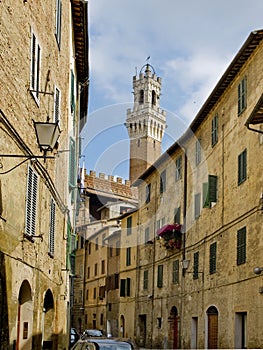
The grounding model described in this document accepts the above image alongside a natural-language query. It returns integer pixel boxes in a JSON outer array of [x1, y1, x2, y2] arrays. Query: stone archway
[[169, 306, 179, 349], [42, 289, 55, 349], [16, 280, 33, 350]]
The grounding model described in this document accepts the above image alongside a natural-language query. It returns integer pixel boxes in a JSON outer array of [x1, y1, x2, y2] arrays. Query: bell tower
[[126, 64, 166, 183]]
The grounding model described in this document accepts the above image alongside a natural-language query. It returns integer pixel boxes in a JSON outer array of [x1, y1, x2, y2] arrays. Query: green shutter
[[120, 279, 126, 297], [209, 242, 217, 274], [195, 193, 201, 218], [157, 265, 163, 288], [193, 252, 199, 279], [69, 137, 76, 188], [172, 260, 179, 284], [174, 207, 181, 224], [143, 270, 148, 290], [209, 175, 217, 203], [203, 182, 209, 208], [237, 227, 246, 265], [127, 216, 132, 235], [126, 278, 131, 297]]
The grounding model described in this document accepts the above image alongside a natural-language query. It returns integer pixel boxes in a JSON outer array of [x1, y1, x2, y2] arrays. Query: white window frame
[[49, 198, 56, 257], [53, 85, 61, 124], [55, 0, 62, 48], [30, 31, 41, 103], [25, 166, 38, 237]]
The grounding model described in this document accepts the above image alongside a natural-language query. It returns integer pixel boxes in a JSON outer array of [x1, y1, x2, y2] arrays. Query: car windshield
[[98, 345, 131, 350], [85, 330, 103, 337]]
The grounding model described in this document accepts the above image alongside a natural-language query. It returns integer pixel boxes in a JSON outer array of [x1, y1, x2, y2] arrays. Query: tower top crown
[[140, 63, 156, 76]]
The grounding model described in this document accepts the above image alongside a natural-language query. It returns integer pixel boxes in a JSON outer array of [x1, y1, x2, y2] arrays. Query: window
[[69, 137, 76, 188], [157, 265, 163, 288], [86, 289, 89, 300], [25, 166, 38, 237], [175, 156, 182, 181], [99, 286, 105, 299], [174, 207, 181, 224], [193, 252, 199, 280], [101, 260, 105, 274], [94, 263, 98, 276], [87, 267, 90, 279], [93, 287, 96, 299], [209, 242, 217, 274], [160, 170, 166, 194], [88, 242, 91, 255], [238, 149, 247, 185], [194, 193, 201, 219], [53, 86, 60, 123], [100, 313, 104, 325], [152, 91, 157, 105], [146, 183, 151, 203], [30, 31, 41, 102], [127, 216, 132, 235], [139, 90, 144, 104], [70, 70, 75, 114], [23, 322, 28, 339], [120, 278, 131, 297], [211, 114, 218, 146], [144, 227, 150, 244], [172, 260, 179, 284], [238, 77, 247, 115], [95, 237, 99, 250], [196, 138, 201, 165], [116, 241, 120, 256], [237, 227, 246, 265], [143, 270, 148, 290], [55, 0, 62, 47], [126, 247, 131, 266], [156, 219, 161, 231], [48, 198, 56, 257], [203, 175, 218, 208]]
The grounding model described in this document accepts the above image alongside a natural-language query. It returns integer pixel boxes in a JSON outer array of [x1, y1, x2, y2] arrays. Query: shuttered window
[[127, 216, 132, 235], [193, 251, 199, 280], [194, 193, 201, 219], [69, 137, 76, 188], [211, 114, 218, 147], [175, 155, 182, 181], [48, 198, 56, 257], [143, 270, 148, 290], [126, 247, 131, 266], [30, 32, 41, 102], [209, 242, 217, 274], [157, 265, 163, 288], [172, 260, 179, 284], [25, 166, 38, 237], [160, 170, 166, 194], [238, 149, 247, 185], [238, 77, 247, 115], [55, 0, 62, 48], [203, 175, 218, 208], [237, 227, 246, 265], [120, 278, 131, 297], [54, 86, 60, 123], [144, 227, 150, 243]]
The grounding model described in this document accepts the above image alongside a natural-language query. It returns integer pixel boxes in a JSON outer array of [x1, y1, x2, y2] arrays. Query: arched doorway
[[16, 280, 33, 350], [119, 315, 125, 338], [207, 306, 218, 349], [169, 306, 179, 349], [42, 289, 55, 349]]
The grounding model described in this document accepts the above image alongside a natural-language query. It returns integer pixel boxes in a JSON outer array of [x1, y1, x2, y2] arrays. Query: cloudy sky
[[81, 0, 263, 180]]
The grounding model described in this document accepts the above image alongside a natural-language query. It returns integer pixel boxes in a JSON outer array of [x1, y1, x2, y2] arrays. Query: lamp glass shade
[[182, 259, 190, 270], [34, 121, 61, 151]]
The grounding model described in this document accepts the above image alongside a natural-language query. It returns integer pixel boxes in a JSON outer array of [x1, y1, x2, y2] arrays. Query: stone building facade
[[132, 29, 263, 348], [0, 1, 88, 349]]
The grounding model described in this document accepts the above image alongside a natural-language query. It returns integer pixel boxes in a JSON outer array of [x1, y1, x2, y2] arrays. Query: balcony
[[156, 224, 182, 250]]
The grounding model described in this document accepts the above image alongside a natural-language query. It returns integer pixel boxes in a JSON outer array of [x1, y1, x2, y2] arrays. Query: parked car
[[71, 338, 134, 349], [70, 328, 80, 348], [81, 329, 104, 338]]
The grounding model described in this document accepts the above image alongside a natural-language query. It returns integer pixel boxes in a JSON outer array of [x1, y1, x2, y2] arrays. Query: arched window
[[139, 90, 144, 104], [152, 90, 156, 105]]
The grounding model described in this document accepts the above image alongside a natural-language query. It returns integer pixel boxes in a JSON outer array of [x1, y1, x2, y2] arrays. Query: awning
[[157, 224, 182, 237]]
